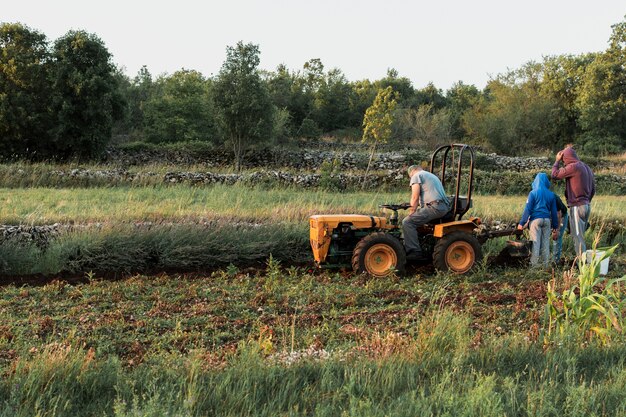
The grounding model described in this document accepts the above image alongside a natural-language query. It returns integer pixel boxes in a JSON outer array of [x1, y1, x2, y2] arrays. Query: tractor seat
[[427, 196, 471, 225], [428, 210, 455, 225]]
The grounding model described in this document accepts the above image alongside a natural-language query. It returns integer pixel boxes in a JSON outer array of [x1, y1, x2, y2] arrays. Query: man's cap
[[407, 165, 420, 175]]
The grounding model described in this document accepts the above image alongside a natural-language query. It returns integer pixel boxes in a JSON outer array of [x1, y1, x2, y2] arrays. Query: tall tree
[[541, 54, 595, 149], [143, 70, 216, 143], [49, 30, 124, 159], [362, 87, 398, 176], [0, 23, 52, 158], [412, 82, 447, 110], [575, 18, 626, 153], [212, 41, 273, 171], [446, 81, 480, 140], [463, 79, 559, 154], [377, 68, 415, 105], [313, 68, 355, 132], [125, 65, 154, 138]]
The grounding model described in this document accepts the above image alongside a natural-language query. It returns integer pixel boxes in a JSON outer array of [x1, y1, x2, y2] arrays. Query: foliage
[[394, 104, 453, 147], [297, 118, 321, 139], [540, 54, 594, 148], [412, 82, 447, 109], [4, 283, 626, 416], [445, 81, 481, 140], [575, 20, 626, 153], [318, 158, 342, 191], [0, 23, 52, 158], [313, 68, 356, 132], [3, 17, 626, 160], [143, 70, 217, 144], [270, 107, 292, 144], [546, 245, 626, 343], [48, 30, 124, 159], [212, 41, 274, 171], [463, 78, 560, 154], [362, 87, 398, 175], [362, 87, 398, 146], [0, 223, 309, 276]]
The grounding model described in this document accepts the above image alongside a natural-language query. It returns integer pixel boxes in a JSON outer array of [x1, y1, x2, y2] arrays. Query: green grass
[[1, 270, 626, 416], [1, 184, 625, 225], [0, 223, 310, 275]]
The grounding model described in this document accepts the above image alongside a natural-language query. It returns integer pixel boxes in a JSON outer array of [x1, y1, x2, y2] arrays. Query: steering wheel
[[379, 203, 411, 211]]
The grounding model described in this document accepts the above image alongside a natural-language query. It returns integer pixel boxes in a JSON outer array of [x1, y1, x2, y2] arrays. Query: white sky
[[3, 0, 625, 90]]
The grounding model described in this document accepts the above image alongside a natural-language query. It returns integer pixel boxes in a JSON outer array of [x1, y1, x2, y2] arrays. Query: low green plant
[[545, 244, 625, 344], [318, 158, 342, 191]]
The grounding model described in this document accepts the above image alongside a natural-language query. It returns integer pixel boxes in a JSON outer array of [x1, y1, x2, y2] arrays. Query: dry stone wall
[[106, 146, 606, 173]]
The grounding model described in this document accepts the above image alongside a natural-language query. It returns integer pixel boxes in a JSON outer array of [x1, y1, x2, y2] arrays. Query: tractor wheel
[[352, 232, 406, 277], [433, 231, 482, 274]]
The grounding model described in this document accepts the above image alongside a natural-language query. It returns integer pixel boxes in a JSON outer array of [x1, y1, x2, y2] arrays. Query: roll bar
[[429, 144, 475, 221]]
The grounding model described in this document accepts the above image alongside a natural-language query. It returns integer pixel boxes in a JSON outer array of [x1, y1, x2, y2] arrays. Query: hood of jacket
[[562, 147, 580, 165], [532, 172, 551, 192]]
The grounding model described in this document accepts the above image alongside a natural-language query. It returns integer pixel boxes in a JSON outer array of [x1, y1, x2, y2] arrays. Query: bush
[[0, 223, 310, 276]]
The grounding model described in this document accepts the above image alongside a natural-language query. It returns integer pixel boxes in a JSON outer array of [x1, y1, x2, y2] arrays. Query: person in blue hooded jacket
[[517, 173, 559, 268]]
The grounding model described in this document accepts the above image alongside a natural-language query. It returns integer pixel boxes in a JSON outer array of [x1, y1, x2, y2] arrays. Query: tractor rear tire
[[433, 231, 482, 274], [352, 232, 406, 277]]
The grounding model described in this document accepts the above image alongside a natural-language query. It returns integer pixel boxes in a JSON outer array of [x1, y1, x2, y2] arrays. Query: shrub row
[[0, 223, 310, 276]]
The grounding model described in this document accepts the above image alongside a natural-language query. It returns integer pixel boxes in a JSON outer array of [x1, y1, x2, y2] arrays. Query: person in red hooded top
[[551, 145, 595, 258]]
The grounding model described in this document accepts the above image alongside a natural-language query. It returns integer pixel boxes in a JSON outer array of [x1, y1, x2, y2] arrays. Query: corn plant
[[545, 244, 625, 343]]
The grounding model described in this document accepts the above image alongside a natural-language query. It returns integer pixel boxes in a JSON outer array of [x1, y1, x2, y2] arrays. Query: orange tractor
[[310, 144, 511, 276]]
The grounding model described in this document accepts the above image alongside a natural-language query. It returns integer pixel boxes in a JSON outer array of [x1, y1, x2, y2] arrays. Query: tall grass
[[0, 223, 309, 276], [3, 310, 626, 416], [0, 185, 624, 225]]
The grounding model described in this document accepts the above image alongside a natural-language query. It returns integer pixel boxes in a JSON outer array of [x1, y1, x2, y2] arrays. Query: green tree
[[313, 68, 355, 132], [362, 87, 398, 176], [212, 41, 273, 171], [575, 18, 626, 153], [143, 69, 216, 144], [377, 68, 415, 106], [463, 79, 559, 154], [0, 23, 52, 158], [445, 81, 481, 140], [120, 65, 154, 139], [541, 54, 595, 149], [49, 30, 124, 159], [395, 104, 453, 147], [412, 82, 447, 109]]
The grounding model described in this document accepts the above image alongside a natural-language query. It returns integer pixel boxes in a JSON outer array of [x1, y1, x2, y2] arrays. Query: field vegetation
[[0, 185, 625, 225], [2, 12, 626, 417], [0, 255, 625, 416], [0, 175, 623, 414]]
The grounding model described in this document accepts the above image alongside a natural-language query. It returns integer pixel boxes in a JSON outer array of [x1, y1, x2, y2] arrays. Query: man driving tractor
[[402, 164, 451, 261]]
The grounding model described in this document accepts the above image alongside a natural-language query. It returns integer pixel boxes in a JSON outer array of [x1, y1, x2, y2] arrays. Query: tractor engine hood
[[309, 215, 389, 263]]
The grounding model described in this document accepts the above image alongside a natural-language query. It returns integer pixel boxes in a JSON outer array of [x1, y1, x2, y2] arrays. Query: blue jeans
[[552, 211, 568, 262], [529, 218, 551, 268], [402, 202, 450, 253]]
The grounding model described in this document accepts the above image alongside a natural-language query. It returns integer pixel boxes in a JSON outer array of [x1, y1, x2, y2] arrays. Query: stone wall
[[37, 167, 626, 195], [105, 146, 611, 173]]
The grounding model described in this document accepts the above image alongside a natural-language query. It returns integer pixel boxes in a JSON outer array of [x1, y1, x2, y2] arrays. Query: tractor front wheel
[[433, 231, 482, 274], [352, 233, 406, 277]]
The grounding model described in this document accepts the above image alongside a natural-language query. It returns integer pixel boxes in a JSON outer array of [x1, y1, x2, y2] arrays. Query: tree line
[[1, 18, 625, 163]]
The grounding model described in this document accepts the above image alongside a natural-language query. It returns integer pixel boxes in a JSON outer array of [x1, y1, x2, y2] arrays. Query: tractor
[[310, 144, 506, 276]]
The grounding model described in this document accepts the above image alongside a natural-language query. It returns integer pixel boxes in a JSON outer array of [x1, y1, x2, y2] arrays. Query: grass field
[[0, 162, 625, 414], [1, 185, 625, 224], [1, 267, 626, 416]]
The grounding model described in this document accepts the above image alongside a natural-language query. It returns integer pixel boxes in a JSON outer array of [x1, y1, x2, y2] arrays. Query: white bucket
[[585, 250, 610, 275]]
